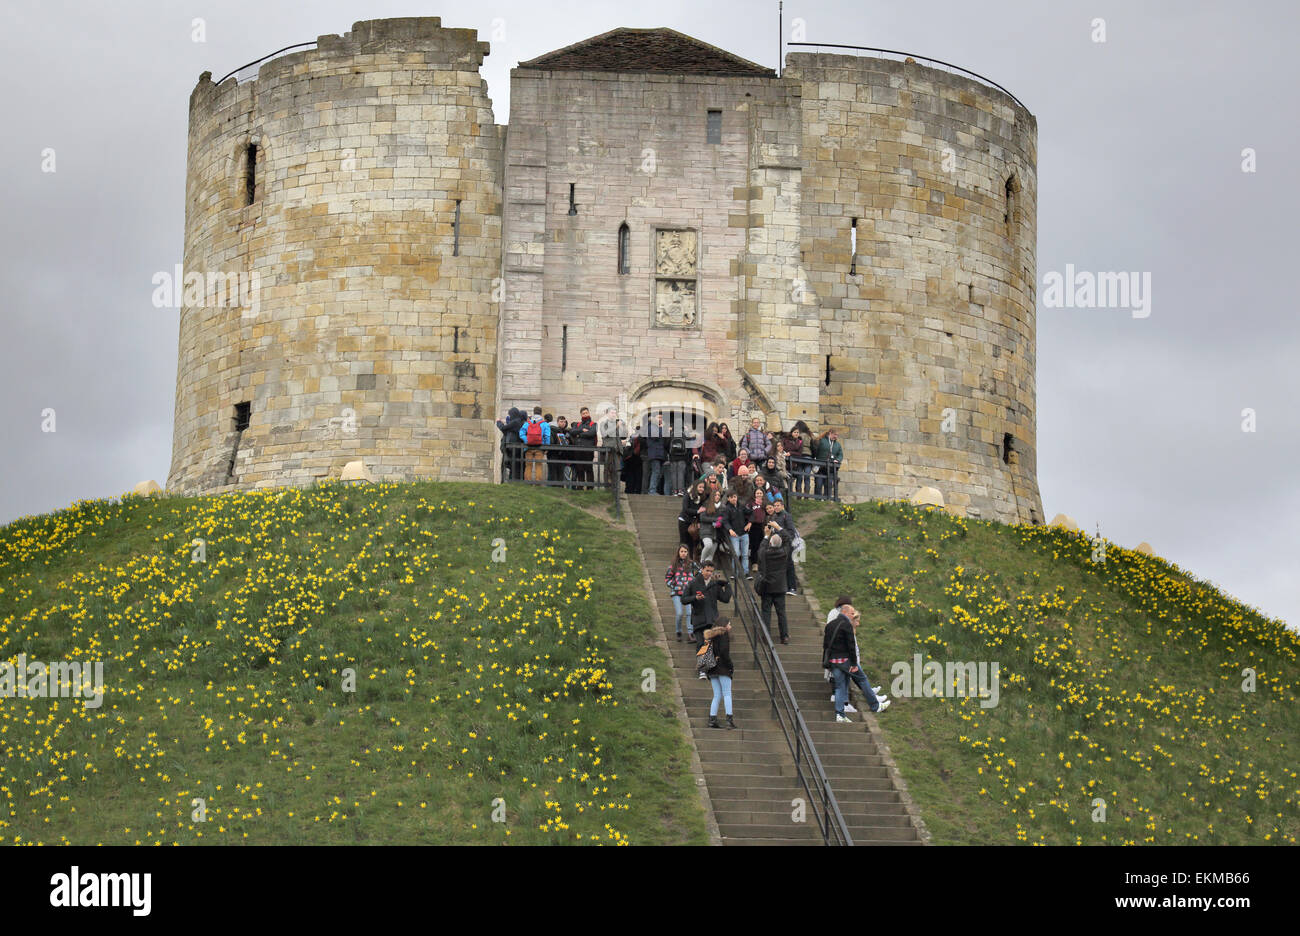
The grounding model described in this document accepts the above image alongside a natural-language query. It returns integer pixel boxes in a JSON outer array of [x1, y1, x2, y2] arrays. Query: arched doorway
[[628, 378, 727, 495]]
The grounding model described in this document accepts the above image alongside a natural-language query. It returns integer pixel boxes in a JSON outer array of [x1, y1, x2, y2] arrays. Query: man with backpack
[[518, 406, 551, 483]]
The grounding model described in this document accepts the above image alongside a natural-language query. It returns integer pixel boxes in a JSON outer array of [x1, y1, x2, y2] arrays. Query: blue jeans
[[729, 533, 749, 574], [832, 663, 880, 714], [645, 459, 665, 494], [709, 674, 733, 716], [671, 594, 693, 636]]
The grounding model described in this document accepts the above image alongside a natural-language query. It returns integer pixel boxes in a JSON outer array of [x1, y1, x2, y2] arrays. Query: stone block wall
[[785, 53, 1043, 523], [168, 17, 502, 494], [498, 68, 790, 437]]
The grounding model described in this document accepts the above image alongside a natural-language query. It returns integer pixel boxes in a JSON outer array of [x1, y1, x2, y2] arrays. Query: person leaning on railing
[[782, 427, 811, 495], [813, 429, 843, 499], [518, 407, 551, 483], [496, 406, 527, 480], [547, 415, 572, 487]]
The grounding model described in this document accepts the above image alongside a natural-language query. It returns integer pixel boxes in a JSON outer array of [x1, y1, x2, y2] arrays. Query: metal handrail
[[787, 42, 1029, 112], [216, 41, 318, 85], [726, 550, 854, 846], [784, 454, 841, 502], [498, 442, 615, 490]]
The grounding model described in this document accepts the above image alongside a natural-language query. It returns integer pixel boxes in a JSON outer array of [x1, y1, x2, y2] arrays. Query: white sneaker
[[875, 695, 889, 704], [843, 703, 858, 714], [874, 699, 891, 713], [872, 686, 883, 695], [830, 694, 836, 702], [835, 713, 853, 723]]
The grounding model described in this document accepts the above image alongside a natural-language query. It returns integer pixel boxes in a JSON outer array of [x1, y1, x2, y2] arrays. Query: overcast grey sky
[[2, 0, 1295, 626]]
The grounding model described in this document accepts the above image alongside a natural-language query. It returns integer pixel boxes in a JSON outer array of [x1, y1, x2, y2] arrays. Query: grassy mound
[[801, 501, 1299, 846], [0, 482, 706, 845]]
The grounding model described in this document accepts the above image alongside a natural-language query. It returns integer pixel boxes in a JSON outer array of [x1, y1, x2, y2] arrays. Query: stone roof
[[518, 27, 775, 77]]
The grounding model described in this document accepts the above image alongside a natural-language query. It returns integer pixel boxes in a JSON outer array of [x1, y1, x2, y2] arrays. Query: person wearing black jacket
[[686, 560, 731, 651], [678, 480, 707, 550], [496, 406, 527, 480], [767, 499, 800, 595], [721, 491, 749, 578], [643, 412, 669, 495], [546, 415, 572, 486], [702, 619, 736, 729], [755, 527, 791, 643], [572, 407, 597, 489], [824, 605, 889, 720]]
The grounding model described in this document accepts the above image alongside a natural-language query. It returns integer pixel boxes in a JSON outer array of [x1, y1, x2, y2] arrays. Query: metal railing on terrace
[[787, 42, 1029, 112]]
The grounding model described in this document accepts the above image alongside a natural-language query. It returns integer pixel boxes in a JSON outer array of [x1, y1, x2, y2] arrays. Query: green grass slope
[[0, 482, 707, 845], [800, 501, 1299, 845]]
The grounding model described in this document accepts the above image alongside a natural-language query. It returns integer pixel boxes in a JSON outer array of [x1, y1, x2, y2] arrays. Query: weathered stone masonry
[[169, 18, 1043, 524]]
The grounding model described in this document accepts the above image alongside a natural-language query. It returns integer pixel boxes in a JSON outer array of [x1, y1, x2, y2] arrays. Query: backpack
[[669, 437, 687, 457], [696, 639, 716, 673], [525, 420, 544, 446]]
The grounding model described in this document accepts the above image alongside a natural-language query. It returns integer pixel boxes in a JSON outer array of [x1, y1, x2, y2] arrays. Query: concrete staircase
[[626, 493, 923, 846]]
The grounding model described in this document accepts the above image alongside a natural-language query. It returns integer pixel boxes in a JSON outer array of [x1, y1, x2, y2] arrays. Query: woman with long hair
[[665, 544, 699, 642], [703, 618, 736, 729], [678, 479, 708, 551], [716, 422, 737, 462], [700, 422, 721, 463]]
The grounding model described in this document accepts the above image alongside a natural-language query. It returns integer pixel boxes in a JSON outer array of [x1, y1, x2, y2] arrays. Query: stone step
[[715, 822, 826, 841], [712, 803, 914, 829]]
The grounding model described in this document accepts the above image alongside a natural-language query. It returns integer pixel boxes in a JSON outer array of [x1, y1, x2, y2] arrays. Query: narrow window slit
[[561, 325, 568, 372], [244, 144, 258, 206], [568, 183, 577, 216], [824, 354, 832, 386], [706, 110, 722, 144], [849, 217, 858, 275], [1002, 432, 1015, 465], [227, 402, 251, 481], [453, 199, 461, 256], [617, 222, 630, 274]]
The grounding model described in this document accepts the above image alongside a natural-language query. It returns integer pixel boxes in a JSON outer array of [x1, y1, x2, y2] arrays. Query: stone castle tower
[[169, 16, 1043, 524]]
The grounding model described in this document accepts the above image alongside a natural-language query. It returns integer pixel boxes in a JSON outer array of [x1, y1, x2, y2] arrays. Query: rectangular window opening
[[453, 199, 461, 256], [561, 325, 568, 372], [568, 183, 577, 216], [227, 401, 251, 481], [453, 326, 460, 354], [849, 218, 858, 275], [706, 110, 722, 145], [825, 354, 832, 386], [245, 144, 257, 206], [1002, 432, 1015, 465]]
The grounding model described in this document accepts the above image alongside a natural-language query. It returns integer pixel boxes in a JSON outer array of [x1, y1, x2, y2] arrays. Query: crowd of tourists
[[497, 402, 878, 733], [496, 407, 845, 500], [667, 530, 890, 732]]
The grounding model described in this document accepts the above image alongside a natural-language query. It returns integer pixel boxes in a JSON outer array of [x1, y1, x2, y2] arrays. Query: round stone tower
[[168, 18, 502, 493], [786, 52, 1043, 523]]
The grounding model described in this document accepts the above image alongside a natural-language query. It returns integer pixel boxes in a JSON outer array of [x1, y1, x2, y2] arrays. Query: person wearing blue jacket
[[518, 407, 551, 482]]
